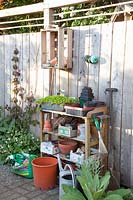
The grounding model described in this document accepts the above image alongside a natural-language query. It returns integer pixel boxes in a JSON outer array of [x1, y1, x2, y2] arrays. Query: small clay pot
[[43, 120, 52, 132]]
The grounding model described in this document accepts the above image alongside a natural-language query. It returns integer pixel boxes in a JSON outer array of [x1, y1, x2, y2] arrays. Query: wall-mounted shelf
[[41, 27, 73, 70]]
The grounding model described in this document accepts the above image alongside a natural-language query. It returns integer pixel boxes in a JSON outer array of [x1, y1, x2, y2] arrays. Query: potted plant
[[61, 157, 132, 200], [36, 95, 78, 111]]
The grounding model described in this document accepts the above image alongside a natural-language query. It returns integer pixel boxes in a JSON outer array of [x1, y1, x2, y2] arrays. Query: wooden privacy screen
[[0, 21, 133, 187]]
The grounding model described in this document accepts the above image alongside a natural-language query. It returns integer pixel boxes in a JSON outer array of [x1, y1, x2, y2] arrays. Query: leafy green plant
[[62, 158, 131, 200], [123, 189, 133, 200], [0, 48, 39, 163], [36, 95, 78, 106], [0, 127, 40, 162], [55, 0, 118, 28], [1, 0, 120, 34]]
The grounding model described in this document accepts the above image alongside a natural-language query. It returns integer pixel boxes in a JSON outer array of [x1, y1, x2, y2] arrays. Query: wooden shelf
[[40, 106, 108, 162], [41, 106, 107, 118], [43, 130, 99, 145], [41, 27, 73, 70], [41, 64, 72, 71]]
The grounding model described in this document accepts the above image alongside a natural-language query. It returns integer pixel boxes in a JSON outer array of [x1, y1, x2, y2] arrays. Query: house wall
[[0, 20, 133, 187]]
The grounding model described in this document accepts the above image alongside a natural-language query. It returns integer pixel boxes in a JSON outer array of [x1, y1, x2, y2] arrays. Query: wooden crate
[[58, 125, 77, 137], [41, 27, 73, 69]]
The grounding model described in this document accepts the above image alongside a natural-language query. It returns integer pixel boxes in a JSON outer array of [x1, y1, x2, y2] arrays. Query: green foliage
[[0, 127, 40, 163], [62, 185, 86, 200], [0, 1, 43, 34], [36, 95, 78, 106], [55, 0, 119, 27], [2, 0, 41, 8], [0, 48, 40, 163], [62, 158, 131, 200], [123, 189, 133, 200], [0, 0, 120, 34]]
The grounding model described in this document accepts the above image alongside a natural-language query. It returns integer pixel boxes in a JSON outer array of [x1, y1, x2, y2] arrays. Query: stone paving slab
[[0, 165, 59, 200]]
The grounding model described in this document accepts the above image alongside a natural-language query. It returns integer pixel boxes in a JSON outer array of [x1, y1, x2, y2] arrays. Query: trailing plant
[[0, 48, 39, 162], [62, 157, 131, 200], [8, 48, 38, 129]]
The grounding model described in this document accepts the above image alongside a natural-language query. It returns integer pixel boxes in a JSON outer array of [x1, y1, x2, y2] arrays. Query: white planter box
[[41, 142, 59, 155], [70, 150, 85, 164]]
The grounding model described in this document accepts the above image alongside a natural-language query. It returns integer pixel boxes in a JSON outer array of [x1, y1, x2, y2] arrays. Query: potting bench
[[40, 106, 108, 165]]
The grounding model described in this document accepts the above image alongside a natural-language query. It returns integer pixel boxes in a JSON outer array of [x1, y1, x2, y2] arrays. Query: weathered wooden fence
[[0, 20, 133, 187]]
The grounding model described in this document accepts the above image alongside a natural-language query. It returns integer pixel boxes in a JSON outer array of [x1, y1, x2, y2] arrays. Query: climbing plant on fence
[[0, 48, 40, 163]]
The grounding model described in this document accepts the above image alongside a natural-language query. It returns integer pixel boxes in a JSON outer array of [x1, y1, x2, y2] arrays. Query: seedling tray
[[41, 103, 64, 111], [64, 106, 95, 116]]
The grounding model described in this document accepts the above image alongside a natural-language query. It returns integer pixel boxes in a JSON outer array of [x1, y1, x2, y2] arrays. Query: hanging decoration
[[84, 55, 99, 64]]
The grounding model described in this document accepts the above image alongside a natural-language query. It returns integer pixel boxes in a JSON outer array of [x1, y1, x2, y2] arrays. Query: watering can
[[57, 154, 77, 200]]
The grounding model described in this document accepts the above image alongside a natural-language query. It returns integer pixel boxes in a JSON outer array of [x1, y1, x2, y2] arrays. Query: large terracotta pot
[[32, 157, 58, 190]]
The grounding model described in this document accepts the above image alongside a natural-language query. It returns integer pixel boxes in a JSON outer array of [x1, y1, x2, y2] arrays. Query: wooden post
[[85, 117, 90, 158], [43, 4, 54, 95], [40, 111, 44, 156]]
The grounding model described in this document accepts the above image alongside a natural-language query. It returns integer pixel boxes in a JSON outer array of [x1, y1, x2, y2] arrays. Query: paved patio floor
[[0, 165, 59, 200]]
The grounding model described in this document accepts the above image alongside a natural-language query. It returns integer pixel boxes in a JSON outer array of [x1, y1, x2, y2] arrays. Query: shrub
[[0, 48, 40, 163]]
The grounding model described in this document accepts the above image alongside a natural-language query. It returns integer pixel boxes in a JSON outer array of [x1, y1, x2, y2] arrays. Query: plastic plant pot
[[32, 157, 58, 190]]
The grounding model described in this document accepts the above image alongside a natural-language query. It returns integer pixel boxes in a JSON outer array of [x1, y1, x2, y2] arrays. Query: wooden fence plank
[[88, 24, 101, 99], [78, 26, 89, 96], [69, 27, 80, 97], [59, 70, 69, 96], [99, 23, 113, 101], [15, 33, 23, 104], [29, 32, 38, 95], [58, 29, 69, 96], [0, 35, 5, 107], [121, 21, 133, 187], [4, 34, 16, 108], [29, 32, 38, 135], [35, 32, 44, 98], [110, 21, 126, 184], [22, 33, 30, 96], [98, 23, 113, 175]]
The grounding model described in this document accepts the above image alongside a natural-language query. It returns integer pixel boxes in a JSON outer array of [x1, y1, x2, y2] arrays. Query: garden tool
[[105, 87, 120, 188], [93, 116, 108, 154]]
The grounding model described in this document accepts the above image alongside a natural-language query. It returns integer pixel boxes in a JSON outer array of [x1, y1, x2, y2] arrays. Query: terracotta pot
[[43, 120, 52, 132], [58, 140, 78, 154], [32, 157, 58, 190]]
